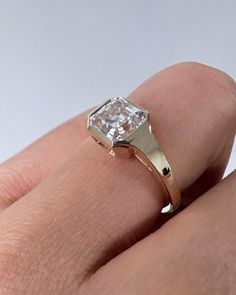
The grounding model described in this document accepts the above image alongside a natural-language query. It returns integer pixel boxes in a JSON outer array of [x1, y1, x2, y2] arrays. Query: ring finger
[[0, 62, 235, 294]]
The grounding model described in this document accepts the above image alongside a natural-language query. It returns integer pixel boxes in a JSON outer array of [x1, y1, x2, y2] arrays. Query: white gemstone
[[90, 97, 147, 142]]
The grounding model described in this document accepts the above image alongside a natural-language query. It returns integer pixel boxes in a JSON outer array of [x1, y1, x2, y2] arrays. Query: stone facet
[[89, 97, 147, 143]]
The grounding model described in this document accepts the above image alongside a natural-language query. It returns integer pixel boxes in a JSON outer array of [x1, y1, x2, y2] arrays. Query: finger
[[149, 135, 235, 231], [86, 171, 236, 295], [0, 62, 235, 212], [0, 111, 89, 210], [0, 63, 235, 293]]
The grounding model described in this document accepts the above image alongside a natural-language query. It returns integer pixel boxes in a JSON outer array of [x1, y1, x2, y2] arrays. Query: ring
[[87, 97, 181, 213]]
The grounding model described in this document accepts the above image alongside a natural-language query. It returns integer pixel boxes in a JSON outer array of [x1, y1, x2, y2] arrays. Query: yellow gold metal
[[87, 97, 181, 213]]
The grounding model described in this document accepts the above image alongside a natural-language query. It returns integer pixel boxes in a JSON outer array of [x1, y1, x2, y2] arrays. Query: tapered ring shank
[[129, 126, 181, 213]]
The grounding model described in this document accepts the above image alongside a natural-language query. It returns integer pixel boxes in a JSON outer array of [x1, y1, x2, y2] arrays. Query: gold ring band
[[130, 127, 181, 213], [87, 97, 181, 213]]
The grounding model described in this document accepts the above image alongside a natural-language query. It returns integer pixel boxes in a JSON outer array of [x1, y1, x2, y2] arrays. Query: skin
[[0, 62, 235, 294]]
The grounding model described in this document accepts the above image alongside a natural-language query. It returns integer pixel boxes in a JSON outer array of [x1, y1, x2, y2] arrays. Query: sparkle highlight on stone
[[89, 97, 147, 143]]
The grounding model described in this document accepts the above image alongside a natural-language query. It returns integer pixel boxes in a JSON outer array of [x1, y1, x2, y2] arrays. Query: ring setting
[[88, 97, 181, 213]]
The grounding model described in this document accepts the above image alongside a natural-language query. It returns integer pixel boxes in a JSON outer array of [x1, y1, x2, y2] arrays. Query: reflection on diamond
[[89, 97, 147, 142]]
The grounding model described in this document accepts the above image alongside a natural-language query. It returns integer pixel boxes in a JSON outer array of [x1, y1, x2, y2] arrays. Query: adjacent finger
[[0, 62, 235, 293], [0, 111, 88, 210], [86, 170, 236, 295]]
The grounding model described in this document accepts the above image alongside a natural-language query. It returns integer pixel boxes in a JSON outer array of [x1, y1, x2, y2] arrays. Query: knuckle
[[172, 61, 236, 124], [173, 61, 235, 94]]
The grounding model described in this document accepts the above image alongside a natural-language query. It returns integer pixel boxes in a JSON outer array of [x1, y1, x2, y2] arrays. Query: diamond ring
[[87, 97, 181, 213]]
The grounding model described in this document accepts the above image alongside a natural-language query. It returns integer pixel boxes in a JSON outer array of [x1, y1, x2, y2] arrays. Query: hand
[[0, 62, 235, 295]]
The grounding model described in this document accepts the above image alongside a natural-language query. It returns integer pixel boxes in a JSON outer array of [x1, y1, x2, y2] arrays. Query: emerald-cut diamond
[[89, 97, 148, 143]]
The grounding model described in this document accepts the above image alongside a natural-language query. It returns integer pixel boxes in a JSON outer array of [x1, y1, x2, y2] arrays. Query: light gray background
[[0, 0, 235, 174]]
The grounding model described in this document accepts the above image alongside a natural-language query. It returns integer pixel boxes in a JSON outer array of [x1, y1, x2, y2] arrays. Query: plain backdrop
[[0, 0, 235, 175]]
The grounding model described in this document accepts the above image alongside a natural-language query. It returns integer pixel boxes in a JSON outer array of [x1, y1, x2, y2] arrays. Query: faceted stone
[[89, 97, 147, 142]]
